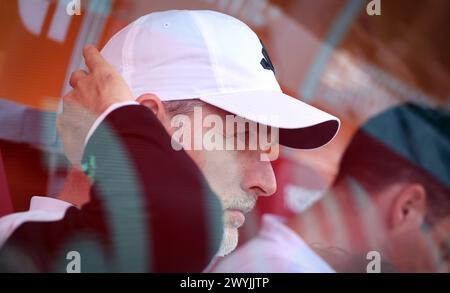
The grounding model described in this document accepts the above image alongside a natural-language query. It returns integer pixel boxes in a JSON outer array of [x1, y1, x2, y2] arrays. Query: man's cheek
[[203, 151, 240, 184]]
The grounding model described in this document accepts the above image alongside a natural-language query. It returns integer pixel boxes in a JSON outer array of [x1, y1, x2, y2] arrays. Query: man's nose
[[242, 161, 277, 197]]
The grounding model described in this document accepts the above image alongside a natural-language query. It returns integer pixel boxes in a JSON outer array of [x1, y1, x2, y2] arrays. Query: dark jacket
[[0, 105, 223, 272]]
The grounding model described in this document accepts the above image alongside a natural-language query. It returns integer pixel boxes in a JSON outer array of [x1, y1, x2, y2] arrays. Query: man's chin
[[216, 226, 239, 257]]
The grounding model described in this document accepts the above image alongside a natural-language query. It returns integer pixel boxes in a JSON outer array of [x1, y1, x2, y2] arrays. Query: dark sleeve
[[0, 105, 223, 272]]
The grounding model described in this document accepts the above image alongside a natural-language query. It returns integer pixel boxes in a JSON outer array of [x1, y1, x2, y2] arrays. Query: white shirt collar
[[0, 196, 74, 248], [29, 196, 74, 213], [259, 214, 307, 246], [258, 214, 336, 272]]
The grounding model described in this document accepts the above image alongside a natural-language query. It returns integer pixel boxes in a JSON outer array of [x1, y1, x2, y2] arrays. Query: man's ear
[[391, 184, 427, 229], [136, 93, 167, 120]]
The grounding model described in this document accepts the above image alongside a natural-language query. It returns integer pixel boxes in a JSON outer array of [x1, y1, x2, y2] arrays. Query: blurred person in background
[[213, 103, 450, 273]]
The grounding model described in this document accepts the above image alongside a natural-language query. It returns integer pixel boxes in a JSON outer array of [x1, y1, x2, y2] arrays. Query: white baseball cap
[[101, 10, 339, 149]]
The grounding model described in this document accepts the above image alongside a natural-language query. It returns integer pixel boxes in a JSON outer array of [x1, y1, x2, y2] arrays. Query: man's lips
[[224, 209, 246, 228]]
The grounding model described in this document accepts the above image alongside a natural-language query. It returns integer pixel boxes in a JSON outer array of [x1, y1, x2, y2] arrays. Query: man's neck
[[57, 168, 91, 207]]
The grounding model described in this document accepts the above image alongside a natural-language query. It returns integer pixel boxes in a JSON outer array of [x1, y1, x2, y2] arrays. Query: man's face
[[163, 103, 277, 256], [325, 180, 450, 272], [351, 183, 450, 272], [388, 215, 450, 273], [428, 217, 450, 272], [383, 215, 450, 272]]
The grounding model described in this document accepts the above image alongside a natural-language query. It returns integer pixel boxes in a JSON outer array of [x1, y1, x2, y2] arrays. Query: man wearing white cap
[[90, 9, 339, 257], [0, 10, 339, 270]]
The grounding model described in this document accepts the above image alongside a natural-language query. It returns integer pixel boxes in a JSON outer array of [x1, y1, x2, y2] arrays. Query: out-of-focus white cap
[[101, 10, 340, 149]]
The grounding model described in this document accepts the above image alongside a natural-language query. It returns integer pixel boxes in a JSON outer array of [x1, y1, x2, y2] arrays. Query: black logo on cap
[[260, 39, 275, 73]]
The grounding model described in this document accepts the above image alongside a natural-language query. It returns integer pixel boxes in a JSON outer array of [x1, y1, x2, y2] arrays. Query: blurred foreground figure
[[0, 45, 223, 272], [214, 103, 450, 273]]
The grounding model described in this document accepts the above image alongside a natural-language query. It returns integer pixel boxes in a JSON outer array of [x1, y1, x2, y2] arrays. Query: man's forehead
[[198, 103, 258, 127], [198, 102, 234, 118]]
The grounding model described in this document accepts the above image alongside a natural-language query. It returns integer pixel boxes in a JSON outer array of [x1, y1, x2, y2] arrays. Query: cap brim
[[200, 91, 340, 149]]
